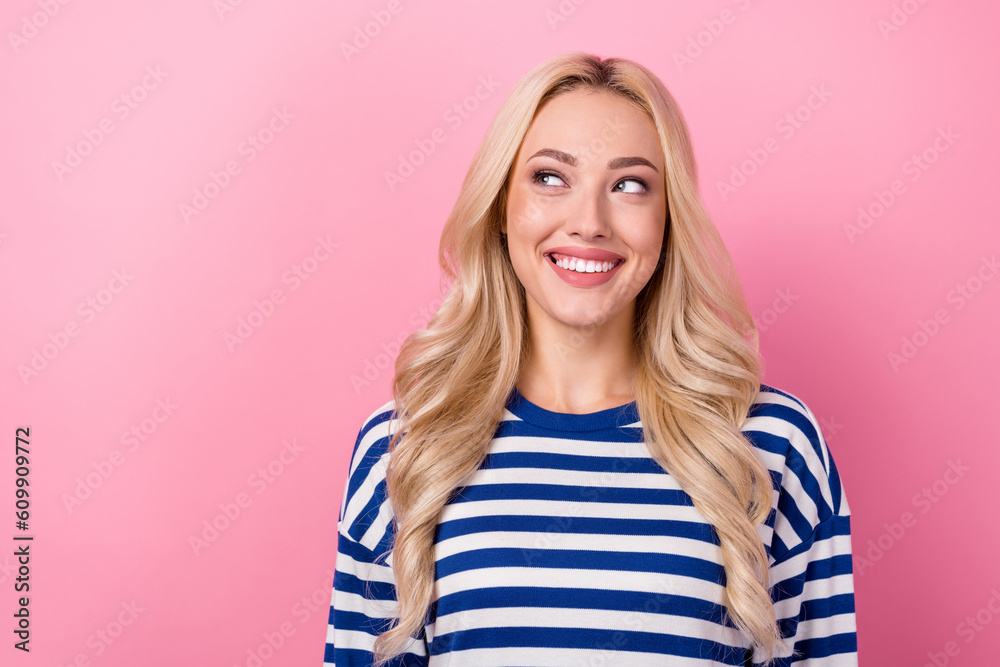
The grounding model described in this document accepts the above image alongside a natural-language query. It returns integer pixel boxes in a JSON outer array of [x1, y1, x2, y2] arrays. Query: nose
[[563, 180, 611, 239]]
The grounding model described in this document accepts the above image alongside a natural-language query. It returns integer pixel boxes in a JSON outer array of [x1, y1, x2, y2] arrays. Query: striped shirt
[[325, 384, 857, 666]]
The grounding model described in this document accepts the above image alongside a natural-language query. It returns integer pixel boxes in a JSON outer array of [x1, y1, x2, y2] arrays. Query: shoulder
[[337, 398, 401, 555], [744, 384, 832, 479], [346, 398, 400, 480], [743, 384, 851, 556]]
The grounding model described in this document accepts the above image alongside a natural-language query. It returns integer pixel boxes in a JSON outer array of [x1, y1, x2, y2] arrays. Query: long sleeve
[[324, 401, 429, 666], [760, 510, 857, 665], [746, 387, 858, 665], [324, 525, 429, 666]]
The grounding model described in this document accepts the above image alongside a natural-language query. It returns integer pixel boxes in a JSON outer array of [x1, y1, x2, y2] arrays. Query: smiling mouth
[[545, 253, 624, 274]]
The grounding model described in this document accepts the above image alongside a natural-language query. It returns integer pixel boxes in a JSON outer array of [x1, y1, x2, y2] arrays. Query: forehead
[[517, 88, 663, 168]]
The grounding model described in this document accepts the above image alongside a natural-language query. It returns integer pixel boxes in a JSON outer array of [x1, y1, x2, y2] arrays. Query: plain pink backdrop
[[2, 1, 998, 665]]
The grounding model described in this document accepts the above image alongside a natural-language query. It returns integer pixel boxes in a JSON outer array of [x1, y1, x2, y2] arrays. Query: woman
[[325, 52, 857, 666]]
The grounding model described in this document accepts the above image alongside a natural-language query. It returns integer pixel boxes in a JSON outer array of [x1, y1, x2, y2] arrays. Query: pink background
[[2, 1, 998, 665]]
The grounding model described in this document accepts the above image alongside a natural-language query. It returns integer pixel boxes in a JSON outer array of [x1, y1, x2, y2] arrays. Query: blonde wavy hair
[[377, 52, 790, 664]]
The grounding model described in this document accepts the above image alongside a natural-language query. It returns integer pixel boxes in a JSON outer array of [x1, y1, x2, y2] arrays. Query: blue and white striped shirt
[[325, 384, 857, 665]]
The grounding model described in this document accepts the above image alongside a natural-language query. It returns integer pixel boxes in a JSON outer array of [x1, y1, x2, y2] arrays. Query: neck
[[517, 301, 638, 414]]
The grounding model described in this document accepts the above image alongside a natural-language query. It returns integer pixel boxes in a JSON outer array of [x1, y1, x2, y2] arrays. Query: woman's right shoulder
[[345, 398, 400, 478], [338, 398, 402, 551]]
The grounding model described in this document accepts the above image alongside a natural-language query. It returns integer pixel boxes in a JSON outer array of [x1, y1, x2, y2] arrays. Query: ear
[[498, 186, 509, 235]]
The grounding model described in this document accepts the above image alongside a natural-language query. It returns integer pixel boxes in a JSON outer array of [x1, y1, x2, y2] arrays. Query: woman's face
[[503, 88, 667, 333]]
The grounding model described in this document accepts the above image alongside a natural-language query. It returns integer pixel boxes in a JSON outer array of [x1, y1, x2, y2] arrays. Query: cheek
[[506, 207, 551, 251], [509, 202, 539, 227], [507, 250, 538, 297], [508, 182, 554, 226], [626, 229, 664, 262], [640, 217, 667, 253]]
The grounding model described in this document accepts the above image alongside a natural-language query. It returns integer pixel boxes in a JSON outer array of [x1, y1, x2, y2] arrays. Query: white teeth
[[552, 255, 620, 273]]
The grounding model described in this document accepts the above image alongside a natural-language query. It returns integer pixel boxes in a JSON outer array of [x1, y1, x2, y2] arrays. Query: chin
[[557, 307, 624, 330]]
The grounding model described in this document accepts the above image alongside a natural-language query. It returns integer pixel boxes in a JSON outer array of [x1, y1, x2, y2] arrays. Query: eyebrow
[[527, 148, 659, 172]]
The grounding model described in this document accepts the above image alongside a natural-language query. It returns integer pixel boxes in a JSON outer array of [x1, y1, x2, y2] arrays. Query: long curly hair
[[376, 51, 788, 664]]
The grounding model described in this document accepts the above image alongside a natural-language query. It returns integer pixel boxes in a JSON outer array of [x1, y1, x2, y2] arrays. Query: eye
[[531, 170, 567, 188], [613, 178, 648, 194]]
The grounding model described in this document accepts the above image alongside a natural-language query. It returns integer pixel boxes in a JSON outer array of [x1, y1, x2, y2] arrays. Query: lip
[[544, 250, 625, 287], [544, 246, 626, 262]]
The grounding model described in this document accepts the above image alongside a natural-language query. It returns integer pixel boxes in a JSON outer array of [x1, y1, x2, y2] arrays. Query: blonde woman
[[325, 52, 857, 666]]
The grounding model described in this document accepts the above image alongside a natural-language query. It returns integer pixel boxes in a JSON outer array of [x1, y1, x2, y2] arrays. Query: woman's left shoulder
[[742, 383, 849, 517], [744, 384, 828, 466]]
